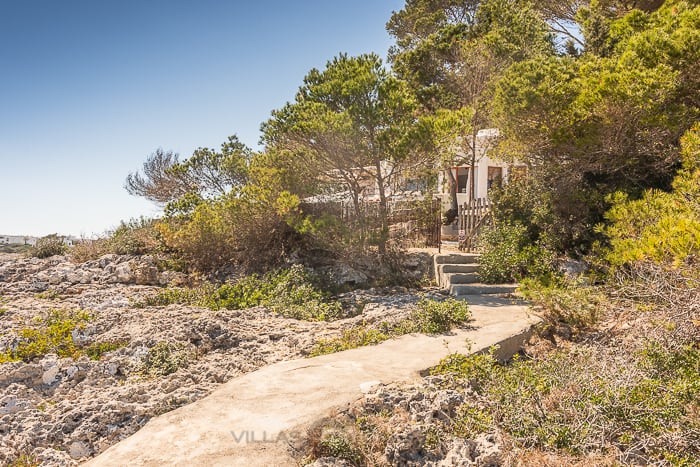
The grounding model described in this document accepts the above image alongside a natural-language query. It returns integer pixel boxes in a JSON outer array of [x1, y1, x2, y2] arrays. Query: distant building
[[0, 235, 38, 246], [437, 128, 526, 209]]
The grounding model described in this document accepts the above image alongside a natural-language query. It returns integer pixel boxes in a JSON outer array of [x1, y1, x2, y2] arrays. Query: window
[[487, 166, 502, 191]]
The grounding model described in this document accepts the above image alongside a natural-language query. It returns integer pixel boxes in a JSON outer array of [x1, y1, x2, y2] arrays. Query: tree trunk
[[374, 159, 389, 256], [468, 132, 477, 202], [445, 166, 458, 212]]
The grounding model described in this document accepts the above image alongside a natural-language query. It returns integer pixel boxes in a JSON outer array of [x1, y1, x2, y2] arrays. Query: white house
[[0, 235, 38, 246], [437, 128, 526, 210]]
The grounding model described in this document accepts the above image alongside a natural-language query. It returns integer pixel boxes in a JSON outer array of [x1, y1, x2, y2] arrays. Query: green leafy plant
[[139, 265, 344, 321], [34, 289, 61, 300], [410, 298, 470, 334], [310, 328, 390, 357], [29, 234, 69, 258], [0, 309, 93, 362], [431, 344, 700, 463], [134, 341, 192, 377], [83, 340, 127, 360], [478, 222, 556, 284], [519, 278, 604, 332], [0, 309, 126, 363], [310, 299, 470, 356]]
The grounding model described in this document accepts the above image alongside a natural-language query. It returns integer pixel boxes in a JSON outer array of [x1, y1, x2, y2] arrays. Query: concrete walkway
[[86, 296, 539, 467]]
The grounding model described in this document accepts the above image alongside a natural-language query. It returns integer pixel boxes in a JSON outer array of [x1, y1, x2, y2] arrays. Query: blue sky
[[0, 0, 405, 237]]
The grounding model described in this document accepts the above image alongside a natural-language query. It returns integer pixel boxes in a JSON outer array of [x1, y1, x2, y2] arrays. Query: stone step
[[434, 253, 480, 265], [450, 283, 518, 296], [445, 272, 480, 284], [436, 264, 481, 288], [438, 263, 480, 274]]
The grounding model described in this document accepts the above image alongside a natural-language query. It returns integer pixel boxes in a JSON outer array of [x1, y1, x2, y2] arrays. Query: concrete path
[[86, 296, 539, 467]]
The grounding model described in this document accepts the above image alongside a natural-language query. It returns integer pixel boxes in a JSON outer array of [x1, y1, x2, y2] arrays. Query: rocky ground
[[303, 376, 503, 467], [0, 253, 442, 466]]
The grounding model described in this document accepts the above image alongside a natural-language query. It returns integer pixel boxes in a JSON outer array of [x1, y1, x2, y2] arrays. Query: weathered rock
[[308, 457, 354, 467], [322, 263, 369, 287], [0, 253, 441, 466]]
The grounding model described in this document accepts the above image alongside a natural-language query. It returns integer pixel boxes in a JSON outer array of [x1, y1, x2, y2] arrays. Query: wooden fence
[[301, 198, 441, 248], [458, 198, 491, 252]]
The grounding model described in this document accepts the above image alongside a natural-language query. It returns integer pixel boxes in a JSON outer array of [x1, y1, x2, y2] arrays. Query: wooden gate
[[458, 198, 491, 252]]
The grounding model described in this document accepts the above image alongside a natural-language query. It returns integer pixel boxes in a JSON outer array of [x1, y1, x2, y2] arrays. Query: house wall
[[0, 236, 39, 246], [438, 128, 528, 210]]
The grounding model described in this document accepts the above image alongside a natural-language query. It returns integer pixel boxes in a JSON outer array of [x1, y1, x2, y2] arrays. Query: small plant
[[34, 289, 61, 300], [410, 298, 470, 334], [8, 453, 40, 467], [316, 431, 362, 465], [134, 341, 192, 377], [519, 278, 603, 332], [136, 285, 213, 308], [138, 265, 344, 321], [83, 340, 127, 360], [0, 309, 93, 363], [309, 299, 470, 356], [29, 234, 69, 258], [0, 309, 126, 363], [310, 328, 390, 356]]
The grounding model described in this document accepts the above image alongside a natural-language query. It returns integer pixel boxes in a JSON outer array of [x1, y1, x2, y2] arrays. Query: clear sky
[[0, 0, 405, 237]]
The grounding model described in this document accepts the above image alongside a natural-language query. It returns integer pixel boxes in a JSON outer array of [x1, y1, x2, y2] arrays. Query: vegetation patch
[[309, 298, 470, 356], [70, 217, 163, 263], [138, 265, 344, 321], [431, 343, 700, 464], [0, 244, 32, 254], [133, 341, 193, 377], [0, 309, 125, 363], [519, 278, 605, 335], [29, 235, 69, 259], [34, 289, 62, 301]]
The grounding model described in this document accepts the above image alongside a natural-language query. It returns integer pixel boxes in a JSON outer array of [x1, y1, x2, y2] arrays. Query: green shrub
[[34, 289, 61, 300], [30, 234, 69, 258], [139, 265, 343, 321], [8, 453, 40, 467], [316, 431, 362, 465], [83, 340, 127, 360], [519, 278, 604, 332], [431, 344, 700, 463], [70, 217, 162, 263], [602, 124, 700, 268], [134, 341, 192, 377], [136, 284, 213, 308], [309, 298, 470, 356], [0, 309, 92, 362], [0, 309, 126, 363], [410, 298, 470, 334], [478, 222, 556, 284], [108, 217, 161, 255], [310, 328, 390, 356]]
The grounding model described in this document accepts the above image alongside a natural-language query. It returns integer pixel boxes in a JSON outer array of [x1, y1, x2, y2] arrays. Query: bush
[[309, 298, 470, 356], [71, 218, 162, 263], [310, 328, 390, 356], [107, 218, 162, 255], [431, 344, 700, 464], [602, 125, 700, 268], [519, 278, 604, 333], [134, 341, 192, 377], [478, 222, 555, 283], [0, 309, 124, 363], [410, 298, 471, 334], [30, 234, 69, 258], [139, 265, 344, 321]]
